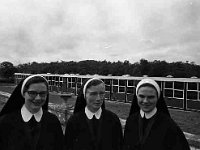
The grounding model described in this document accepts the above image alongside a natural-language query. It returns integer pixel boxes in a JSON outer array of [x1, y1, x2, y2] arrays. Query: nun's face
[[137, 86, 158, 113], [23, 82, 48, 114], [85, 83, 105, 113]]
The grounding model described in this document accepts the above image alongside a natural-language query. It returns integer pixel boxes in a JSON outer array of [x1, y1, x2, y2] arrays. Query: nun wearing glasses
[[123, 78, 190, 150], [0, 75, 64, 150], [64, 77, 123, 150]]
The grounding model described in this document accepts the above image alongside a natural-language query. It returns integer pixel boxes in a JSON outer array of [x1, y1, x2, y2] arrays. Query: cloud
[[0, 0, 200, 65]]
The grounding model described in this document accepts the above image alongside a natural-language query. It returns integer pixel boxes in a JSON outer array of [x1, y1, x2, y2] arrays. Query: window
[[165, 81, 173, 88], [174, 82, 184, 90], [188, 82, 197, 90]]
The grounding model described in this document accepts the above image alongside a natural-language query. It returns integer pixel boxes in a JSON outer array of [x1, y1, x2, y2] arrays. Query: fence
[[14, 73, 200, 111]]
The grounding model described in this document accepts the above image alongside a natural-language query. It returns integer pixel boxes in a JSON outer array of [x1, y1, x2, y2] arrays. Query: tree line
[[1, 59, 200, 79]]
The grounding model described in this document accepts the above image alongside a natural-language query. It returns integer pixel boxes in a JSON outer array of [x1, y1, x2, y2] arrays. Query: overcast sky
[[0, 0, 200, 65]]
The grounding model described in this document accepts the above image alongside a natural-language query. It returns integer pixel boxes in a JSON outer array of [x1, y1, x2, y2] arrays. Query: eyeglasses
[[26, 91, 48, 98]]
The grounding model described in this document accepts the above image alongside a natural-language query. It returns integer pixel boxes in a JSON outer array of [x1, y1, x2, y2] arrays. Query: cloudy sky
[[0, 0, 200, 65]]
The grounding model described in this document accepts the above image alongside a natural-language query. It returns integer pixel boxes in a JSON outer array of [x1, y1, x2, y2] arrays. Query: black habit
[[0, 110, 64, 150], [64, 109, 123, 150], [123, 111, 190, 150]]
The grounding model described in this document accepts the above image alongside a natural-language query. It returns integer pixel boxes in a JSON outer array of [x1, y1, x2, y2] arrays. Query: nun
[[0, 75, 64, 150], [123, 78, 190, 150], [64, 77, 123, 150]]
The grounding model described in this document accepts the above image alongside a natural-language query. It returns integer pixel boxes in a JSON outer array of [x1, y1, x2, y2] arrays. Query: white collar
[[85, 107, 102, 119], [21, 105, 43, 122], [140, 107, 157, 119]]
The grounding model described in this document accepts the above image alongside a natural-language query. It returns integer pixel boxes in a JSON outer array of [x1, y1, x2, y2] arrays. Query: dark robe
[[64, 109, 123, 150], [0, 110, 64, 150], [123, 111, 190, 150]]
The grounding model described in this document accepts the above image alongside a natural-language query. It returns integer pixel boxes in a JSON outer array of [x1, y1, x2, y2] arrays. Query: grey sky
[[0, 0, 200, 65]]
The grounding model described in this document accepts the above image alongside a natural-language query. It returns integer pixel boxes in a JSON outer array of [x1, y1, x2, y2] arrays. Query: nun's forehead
[[136, 79, 160, 98], [86, 80, 104, 88]]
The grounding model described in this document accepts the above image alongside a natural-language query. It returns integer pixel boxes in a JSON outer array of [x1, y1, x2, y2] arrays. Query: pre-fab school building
[[14, 73, 200, 112]]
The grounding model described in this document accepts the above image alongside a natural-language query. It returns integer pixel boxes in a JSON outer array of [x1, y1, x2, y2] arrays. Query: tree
[[149, 60, 168, 77], [139, 59, 150, 76], [0, 61, 18, 79]]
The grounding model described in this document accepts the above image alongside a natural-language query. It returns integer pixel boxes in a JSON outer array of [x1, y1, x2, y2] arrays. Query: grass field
[[0, 83, 200, 148]]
